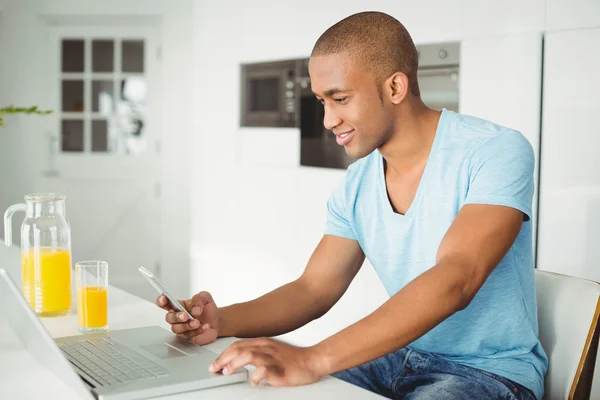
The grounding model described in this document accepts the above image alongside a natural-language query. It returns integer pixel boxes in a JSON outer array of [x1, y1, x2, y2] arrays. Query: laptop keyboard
[[59, 337, 169, 387]]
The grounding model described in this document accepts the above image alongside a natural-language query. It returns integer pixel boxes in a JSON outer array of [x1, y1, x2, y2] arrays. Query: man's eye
[[334, 97, 348, 104], [318, 99, 325, 105]]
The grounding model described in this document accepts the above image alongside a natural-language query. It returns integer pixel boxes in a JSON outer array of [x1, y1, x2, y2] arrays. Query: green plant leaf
[[0, 105, 52, 127]]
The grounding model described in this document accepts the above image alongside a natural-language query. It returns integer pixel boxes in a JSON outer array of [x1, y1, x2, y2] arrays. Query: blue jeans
[[332, 348, 537, 400]]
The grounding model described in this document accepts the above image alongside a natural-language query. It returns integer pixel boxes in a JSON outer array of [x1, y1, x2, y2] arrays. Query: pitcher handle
[[4, 203, 26, 246]]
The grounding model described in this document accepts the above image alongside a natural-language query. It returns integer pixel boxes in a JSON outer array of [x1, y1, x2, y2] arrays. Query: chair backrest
[[535, 269, 600, 399]]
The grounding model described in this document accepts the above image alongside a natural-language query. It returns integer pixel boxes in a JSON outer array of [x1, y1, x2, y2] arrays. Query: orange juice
[[21, 248, 72, 316], [77, 286, 108, 329]]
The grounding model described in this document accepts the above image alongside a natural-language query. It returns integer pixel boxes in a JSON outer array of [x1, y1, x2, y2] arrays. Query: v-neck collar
[[377, 109, 447, 219]]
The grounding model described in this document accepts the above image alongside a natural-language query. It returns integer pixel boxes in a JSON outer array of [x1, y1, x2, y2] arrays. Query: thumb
[[190, 291, 214, 317], [250, 366, 268, 387], [263, 369, 285, 387]]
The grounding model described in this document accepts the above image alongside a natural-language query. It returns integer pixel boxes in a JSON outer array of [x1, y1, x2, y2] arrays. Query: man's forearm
[[310, 259, 475, 376], [218, 279, 324, 338]]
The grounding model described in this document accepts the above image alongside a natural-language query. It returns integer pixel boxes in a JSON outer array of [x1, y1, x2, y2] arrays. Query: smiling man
[[157, 11, 548, 400]]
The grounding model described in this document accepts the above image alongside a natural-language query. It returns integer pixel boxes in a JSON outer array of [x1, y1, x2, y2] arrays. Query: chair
[[535, 269, 600, 399]]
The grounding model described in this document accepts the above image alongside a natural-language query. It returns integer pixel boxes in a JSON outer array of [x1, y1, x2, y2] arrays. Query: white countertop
[[0, 244, 383, 399]]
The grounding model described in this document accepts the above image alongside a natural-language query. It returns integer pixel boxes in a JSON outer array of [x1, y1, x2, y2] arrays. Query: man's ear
[[385, 72, 409, 105]]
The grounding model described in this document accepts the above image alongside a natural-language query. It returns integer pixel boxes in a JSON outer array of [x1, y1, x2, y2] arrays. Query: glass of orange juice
[[76, 261, 108, 333]]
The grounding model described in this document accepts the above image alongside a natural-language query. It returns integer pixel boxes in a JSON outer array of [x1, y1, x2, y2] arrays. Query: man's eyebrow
[[313, 87, 351, 98]]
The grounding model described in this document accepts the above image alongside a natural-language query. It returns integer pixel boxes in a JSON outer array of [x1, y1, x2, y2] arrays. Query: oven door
[[299, 86, 355, 169], [241, 61, 297, 127], [418, 66, 459, 112]]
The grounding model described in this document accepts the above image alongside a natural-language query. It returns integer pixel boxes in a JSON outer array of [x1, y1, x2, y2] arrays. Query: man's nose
[[323, 104, 342, 131]]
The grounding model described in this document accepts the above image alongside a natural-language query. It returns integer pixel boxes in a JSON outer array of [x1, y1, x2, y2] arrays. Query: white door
[[39, 24, 163, 301]]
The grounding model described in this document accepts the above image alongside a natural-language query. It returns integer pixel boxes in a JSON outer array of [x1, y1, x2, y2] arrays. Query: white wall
[[545, 0, 600, 31], [190, 0, 381, 347], [0, 11, 5, 209], [0, 0, 193, 297], [190, 0, 545, 346], [159, 1, 193, 298], [0, 2, 48, 243], [0, 11, 9, 243]]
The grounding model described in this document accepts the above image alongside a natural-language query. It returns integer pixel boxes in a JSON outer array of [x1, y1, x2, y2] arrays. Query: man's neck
[[379, 102, 441, 177]]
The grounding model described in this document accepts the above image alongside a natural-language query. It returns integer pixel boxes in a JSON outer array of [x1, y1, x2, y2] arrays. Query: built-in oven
[[299, 42, 460, 169], [416, 42, 460, 112], [240, 59, 300, 128], [298, 59, 356, 169]]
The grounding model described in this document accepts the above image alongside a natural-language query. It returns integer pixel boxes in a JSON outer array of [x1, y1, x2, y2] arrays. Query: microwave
[[240, 59, 302, 128]]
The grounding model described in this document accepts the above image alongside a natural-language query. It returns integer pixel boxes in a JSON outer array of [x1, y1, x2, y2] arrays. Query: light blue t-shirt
[[325, 109, 548, 399]]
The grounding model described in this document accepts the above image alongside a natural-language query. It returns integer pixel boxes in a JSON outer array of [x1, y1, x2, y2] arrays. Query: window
[[60, 37, 147, 155]]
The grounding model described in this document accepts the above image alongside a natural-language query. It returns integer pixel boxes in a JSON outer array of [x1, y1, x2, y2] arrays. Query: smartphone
[[138, 266, 194, 320]]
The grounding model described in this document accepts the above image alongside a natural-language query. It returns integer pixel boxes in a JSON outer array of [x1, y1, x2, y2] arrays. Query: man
[[157, 11, 548, 400]]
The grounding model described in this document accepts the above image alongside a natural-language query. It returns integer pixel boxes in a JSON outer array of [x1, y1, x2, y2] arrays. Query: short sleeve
[[464, 131, 535, 221], [324, 177, 357, 240]]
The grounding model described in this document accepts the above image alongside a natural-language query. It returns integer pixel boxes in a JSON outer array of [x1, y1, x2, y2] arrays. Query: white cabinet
[[546, 0, 600, 32], [461, 0, 545, 37], [363, 0, 462, 43], [537, 27, 600, 284], [460, 32, 543, 252], [536, 28, 600, 398]]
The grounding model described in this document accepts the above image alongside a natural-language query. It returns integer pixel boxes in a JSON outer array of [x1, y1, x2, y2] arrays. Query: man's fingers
[[170, 319, 201, 334], [209, 338, 276, 375], [177, 329, 202, 340], [222, 350, 266, 376], [157, 295, 192, 313], [156, 295, 175, 311], [165, 310, 197, 324], [190, 292, 214, 308], [176, 324, 210, 339], [178, 325, 216, 345], [190, 303, 204, 318], [210, 341, 248, 373], [250, 366, 268, 387]]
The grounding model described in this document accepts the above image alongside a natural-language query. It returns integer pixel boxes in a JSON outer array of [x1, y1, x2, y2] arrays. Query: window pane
[[61, 120, 84, 152], [92, 120, 109, 152], [92, 80, 114, 114], [62, 40, 84, 72], [121, 77, 147, 103], [116, 77, 147, 155], [92, 40, 114, 72], [122, 40, 144, 73], [62, 80, 84, 112]]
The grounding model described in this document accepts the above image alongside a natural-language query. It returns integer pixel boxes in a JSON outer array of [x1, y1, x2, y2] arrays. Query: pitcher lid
[[24, 193, 66, 202]]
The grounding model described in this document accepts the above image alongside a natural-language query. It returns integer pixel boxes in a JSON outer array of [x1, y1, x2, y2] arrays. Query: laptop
[[0, 268, 247, 399]]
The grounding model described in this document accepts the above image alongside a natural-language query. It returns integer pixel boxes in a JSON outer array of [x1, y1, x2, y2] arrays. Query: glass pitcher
[[4, 193, 72, 316]]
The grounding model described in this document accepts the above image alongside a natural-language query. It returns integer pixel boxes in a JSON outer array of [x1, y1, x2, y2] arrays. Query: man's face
[[309, 52, 394, 159]]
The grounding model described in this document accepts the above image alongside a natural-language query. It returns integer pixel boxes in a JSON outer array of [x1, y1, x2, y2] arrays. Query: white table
[[0, 245, 383, 399]]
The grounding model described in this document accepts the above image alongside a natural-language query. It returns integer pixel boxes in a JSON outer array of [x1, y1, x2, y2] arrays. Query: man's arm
[[208, 203, 525, 386], [218, 234, 365, 338], [311, 203, 523, 375]]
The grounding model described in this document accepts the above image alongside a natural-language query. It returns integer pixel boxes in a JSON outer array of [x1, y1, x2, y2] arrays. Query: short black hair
[[311, 11, 420, 98]]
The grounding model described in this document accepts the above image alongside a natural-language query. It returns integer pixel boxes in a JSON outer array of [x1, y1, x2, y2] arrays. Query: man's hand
[[156, 291, 220, 345], [209, 338, 324, 387]]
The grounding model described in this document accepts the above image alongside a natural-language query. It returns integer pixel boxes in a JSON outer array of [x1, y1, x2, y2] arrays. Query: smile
[[335, 130, 355, 146]]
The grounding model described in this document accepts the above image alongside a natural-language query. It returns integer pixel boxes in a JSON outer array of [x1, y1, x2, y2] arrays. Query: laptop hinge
[[70, 364, 99, 389]]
